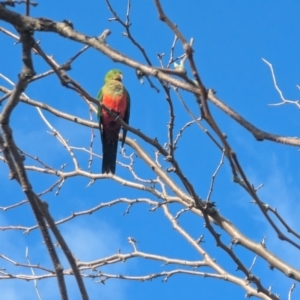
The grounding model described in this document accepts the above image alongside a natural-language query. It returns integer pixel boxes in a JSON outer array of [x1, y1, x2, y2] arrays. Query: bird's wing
[[121, 88, 130, 147], [97, 87, 104, 143]]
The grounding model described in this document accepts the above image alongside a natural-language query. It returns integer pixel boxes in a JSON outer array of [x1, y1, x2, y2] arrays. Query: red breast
[[101, 94, 127, 124]]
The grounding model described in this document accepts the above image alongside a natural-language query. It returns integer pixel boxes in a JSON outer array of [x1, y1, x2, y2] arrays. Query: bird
[[97, 69, 130, 174]]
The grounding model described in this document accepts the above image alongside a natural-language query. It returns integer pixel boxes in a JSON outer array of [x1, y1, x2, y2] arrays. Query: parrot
[[97, 69, 130, 174]]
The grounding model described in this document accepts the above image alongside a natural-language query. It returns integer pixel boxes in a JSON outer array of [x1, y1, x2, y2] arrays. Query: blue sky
[[1, 1, 300, 299]]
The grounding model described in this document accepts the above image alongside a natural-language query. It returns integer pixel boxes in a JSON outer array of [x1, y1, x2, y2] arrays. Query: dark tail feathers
[[102, 138, 118, 174]]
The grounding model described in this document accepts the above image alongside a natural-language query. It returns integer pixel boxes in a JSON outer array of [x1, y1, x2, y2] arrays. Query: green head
[[104, 69, 123, 82]]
